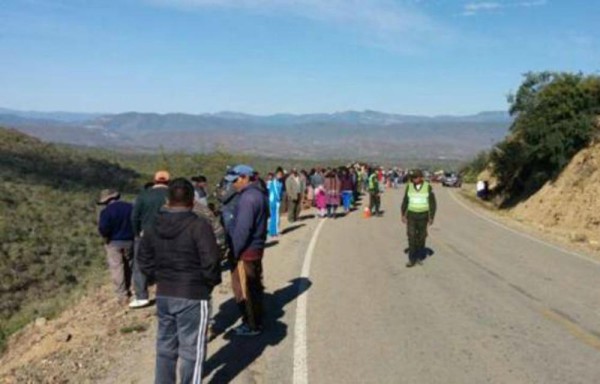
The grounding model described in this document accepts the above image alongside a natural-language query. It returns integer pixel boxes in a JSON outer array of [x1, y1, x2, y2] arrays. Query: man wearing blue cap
[[225, 165, 269, 336]]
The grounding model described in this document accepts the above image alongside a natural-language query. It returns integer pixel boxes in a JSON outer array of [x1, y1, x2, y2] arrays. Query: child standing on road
[[315, 185, 327, 218]]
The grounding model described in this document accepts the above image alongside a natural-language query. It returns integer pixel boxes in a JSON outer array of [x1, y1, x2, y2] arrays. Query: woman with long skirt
[[323, 169, 341, 219]]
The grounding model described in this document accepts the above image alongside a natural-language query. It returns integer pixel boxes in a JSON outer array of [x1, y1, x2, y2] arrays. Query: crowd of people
[[96, 162, 435, 383]]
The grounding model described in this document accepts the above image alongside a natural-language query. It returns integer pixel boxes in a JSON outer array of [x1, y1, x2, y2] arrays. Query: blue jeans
[[341, 191, 353, 212], [326, 205, 338, 218], [268, 201, 281, 236], [155, 297, 210, 384]]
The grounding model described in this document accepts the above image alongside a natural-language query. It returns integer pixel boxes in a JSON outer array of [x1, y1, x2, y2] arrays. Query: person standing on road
[[285, 169, 303, 223], [191, 175, 209, 206], [138, 178, 221, 384], [267, 168, 284, 237], [97, 189, 135, 305], [314, 183, 327, 218], [130, 170, 171, 308], [324, 169, 341, 218], [361, 165, 369, 194], [299, 170, 308, 212], [368, 169, 381, 216], [226, 165, 269, 336], [401, 169, 437, 268], [191, 185, 226, 343], [339, 167, 354, 213], [377, 167, 385, 193], [310, 168, 325, 190]]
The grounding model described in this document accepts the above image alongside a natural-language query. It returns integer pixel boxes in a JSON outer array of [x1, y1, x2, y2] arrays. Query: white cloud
[[518, 0, 548, 6], [146, 0, 453, 54], [465, 2, 502, 12], [462, 0, 547, 16]]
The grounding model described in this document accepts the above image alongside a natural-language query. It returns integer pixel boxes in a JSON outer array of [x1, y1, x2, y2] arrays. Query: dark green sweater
[[131, 185, 169, 236]]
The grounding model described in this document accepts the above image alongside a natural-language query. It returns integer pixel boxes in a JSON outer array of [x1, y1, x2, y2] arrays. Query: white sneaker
[[129, 299, 150, 309]]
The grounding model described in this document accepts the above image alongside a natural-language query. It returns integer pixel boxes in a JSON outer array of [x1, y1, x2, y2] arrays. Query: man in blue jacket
[[97, 189, 134, 305], [226, 165, 269, 337]]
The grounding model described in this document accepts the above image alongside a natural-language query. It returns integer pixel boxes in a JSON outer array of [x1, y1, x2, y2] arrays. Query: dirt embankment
[[510, 141, 600, 247], [0, 284, 156, 383]]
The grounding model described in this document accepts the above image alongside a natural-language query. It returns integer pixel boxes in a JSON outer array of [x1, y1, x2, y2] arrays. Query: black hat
[[191, 175, 207, 183], [410, 169, 424, 179]]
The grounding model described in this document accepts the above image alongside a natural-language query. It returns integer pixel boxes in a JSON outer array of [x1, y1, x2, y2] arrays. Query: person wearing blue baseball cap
[[225, 165, 269, 336], [224, 164, 255, 183]]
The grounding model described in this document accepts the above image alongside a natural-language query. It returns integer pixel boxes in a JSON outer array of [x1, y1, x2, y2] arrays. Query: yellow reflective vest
[[407, 181, 430, 213]]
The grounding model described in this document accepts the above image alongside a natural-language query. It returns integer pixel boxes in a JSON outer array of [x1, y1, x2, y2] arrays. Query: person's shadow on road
[[204, 277, 312, 383], [281, 223, 306, 235], [403, 247, 435, 261]]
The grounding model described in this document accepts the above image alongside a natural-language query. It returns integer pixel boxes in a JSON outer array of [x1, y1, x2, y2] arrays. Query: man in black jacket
[[138, 178, 221, 384]]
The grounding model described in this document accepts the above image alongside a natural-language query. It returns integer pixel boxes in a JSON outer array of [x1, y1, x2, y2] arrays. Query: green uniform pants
[[369, 192, 380, 214], [407, 211, 430, 263]]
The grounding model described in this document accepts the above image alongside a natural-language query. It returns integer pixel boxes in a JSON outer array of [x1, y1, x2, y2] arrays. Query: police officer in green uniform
[[401, 169, 437, 267], [368, 169, 381, 216]]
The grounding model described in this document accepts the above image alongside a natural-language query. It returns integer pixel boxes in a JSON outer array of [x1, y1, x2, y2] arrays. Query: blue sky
[[0, 0, 598, 115]]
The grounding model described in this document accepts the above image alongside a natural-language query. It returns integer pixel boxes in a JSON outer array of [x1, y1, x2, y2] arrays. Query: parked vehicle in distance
[[442, 172, 462, 188]]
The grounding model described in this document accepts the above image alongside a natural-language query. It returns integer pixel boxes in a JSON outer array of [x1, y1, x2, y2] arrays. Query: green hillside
[[0, 128, 140, 351]]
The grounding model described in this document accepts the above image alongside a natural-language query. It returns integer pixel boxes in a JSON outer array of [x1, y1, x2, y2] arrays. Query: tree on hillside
[[491, 72, 600, 204], [461, 150, 490, 183]]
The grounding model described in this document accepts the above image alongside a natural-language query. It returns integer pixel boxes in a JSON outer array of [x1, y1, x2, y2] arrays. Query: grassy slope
[[0, 128, 140, 351]]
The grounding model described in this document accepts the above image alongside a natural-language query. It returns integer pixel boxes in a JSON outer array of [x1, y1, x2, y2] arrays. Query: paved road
[[303, 187, 600, 384], [187, 186, 600, 383]]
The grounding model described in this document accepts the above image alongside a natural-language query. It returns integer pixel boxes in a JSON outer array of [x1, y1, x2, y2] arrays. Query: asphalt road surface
[[303, 186, 600, 384], [202, 186, 600, 384]]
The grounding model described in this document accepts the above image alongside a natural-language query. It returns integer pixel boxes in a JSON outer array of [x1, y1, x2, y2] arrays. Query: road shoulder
[[451, 187, 600, 264]]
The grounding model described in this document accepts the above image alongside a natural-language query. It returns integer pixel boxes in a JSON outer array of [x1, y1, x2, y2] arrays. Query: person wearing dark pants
[[132, 238, 148, 301], [138, 178, 222, 384], [406, 211, 430, 264], [131, 170, 171, 309], [369, 192, 381, 215], [285, 169, 302, 223], [368, 170, 381, 216], [225, 165, 269, 337], [401, 170, 437, 268], [230, 256, 264, 331]]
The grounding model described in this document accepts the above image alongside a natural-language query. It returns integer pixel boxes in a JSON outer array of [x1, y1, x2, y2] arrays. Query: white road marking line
[[293, 218, 327, 384], [448, 190, 600, 267]]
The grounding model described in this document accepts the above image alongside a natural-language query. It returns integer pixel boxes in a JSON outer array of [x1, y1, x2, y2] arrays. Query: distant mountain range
[[0, 107, 512, 161], [0, 108, 102, 123]]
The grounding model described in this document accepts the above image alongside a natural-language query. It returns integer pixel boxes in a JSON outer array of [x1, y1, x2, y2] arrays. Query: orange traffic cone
[[364, 206, 371, 218]]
